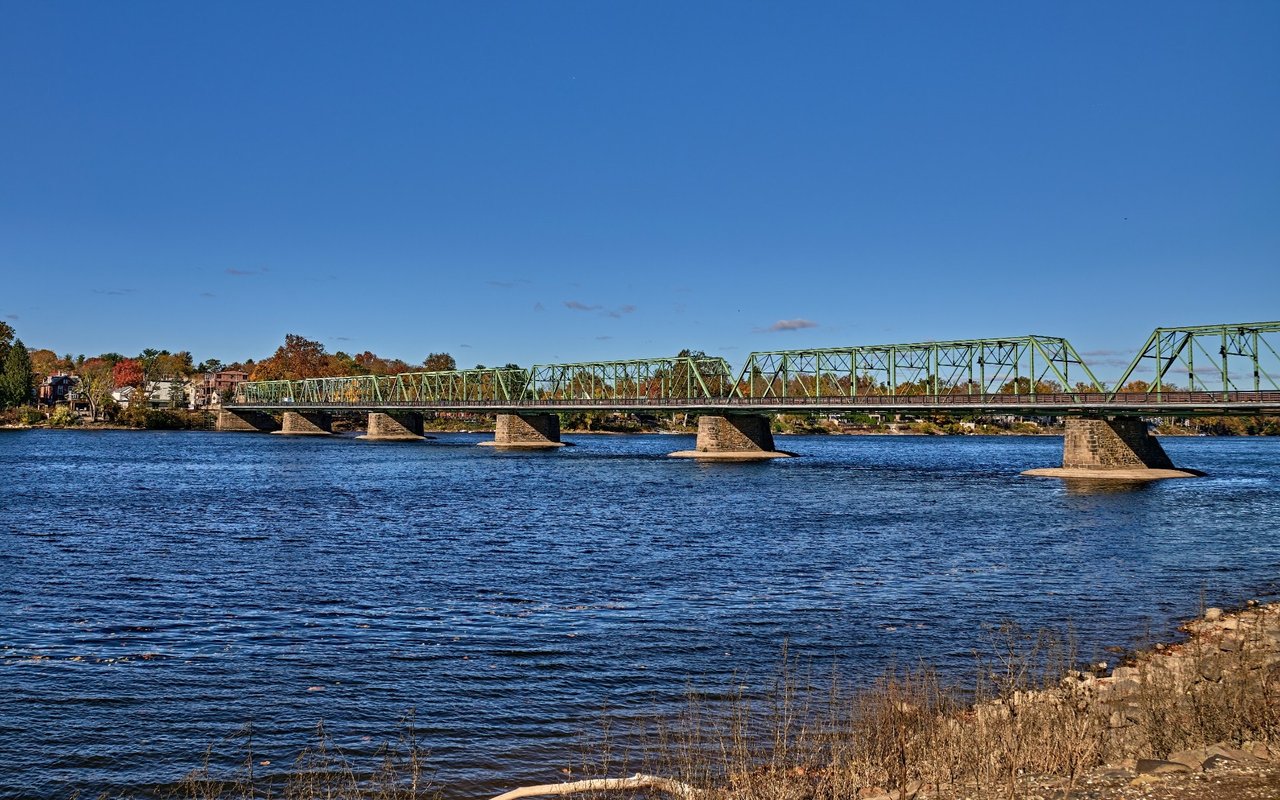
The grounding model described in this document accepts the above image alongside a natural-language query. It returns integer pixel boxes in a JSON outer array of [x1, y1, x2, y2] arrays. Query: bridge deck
[[229, 390, 1280, 416]]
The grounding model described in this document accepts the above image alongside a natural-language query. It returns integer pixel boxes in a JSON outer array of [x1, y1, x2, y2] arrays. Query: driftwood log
[[489, 773, 708, 800]]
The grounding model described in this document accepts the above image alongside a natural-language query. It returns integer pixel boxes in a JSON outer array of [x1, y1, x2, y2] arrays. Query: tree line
[[0, 327, 463, 417]]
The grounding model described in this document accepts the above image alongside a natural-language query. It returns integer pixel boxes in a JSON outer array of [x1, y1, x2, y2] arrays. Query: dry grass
[[572, 612, 1280, 800], [170, 716, 438, 800]]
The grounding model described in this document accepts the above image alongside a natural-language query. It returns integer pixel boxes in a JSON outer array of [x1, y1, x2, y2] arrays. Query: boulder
[[1136, 759, 1193, 775]]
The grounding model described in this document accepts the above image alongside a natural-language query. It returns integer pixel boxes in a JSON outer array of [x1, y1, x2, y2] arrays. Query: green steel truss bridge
[[230, 321, 1280, 417]]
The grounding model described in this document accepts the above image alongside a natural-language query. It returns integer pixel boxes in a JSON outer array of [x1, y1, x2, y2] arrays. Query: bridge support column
[[670, 414, 791, 460], [360, 411, 424, 441], [1023, 418, 1201, 479], [482, 413, 564, 449], [216, 409, 280, 433], [277, 410, 333, 436]]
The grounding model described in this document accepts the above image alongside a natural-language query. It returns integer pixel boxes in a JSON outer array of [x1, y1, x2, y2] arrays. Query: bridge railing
[[724, 389, 1280, 409]]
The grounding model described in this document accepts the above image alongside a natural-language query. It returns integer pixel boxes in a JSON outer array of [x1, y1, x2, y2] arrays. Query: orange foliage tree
[[113, 358, 145, 389], [250, 334, 337, 381]]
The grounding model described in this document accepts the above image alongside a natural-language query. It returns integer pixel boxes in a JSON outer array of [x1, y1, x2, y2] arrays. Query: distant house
[[193, 370, 248, 408], [113, 379, 193, 410], [38, 374, 77, 406]]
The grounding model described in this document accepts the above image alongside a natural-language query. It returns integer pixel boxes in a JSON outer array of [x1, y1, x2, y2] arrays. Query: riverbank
[[153, 601, 1279, 800], [490, 601, 1279, 800]]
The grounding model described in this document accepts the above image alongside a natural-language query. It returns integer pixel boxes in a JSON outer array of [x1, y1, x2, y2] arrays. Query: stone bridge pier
[[670, 414, 791, 460], [361, 411, 424, 441], [1023, 417, 1202, 479], [481, 413, 564, 449], [277, 410, 333, 436], [216, 409, 281, 432]]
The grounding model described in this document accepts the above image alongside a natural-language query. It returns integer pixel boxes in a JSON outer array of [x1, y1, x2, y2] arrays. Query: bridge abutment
[[670, 414, 791, 460], [216, 409, 280, 433], [277, 410, 333, 436], [361, 411, 424, 441], [482, 413, 564, 449], [1023, 418, 1201, 479]]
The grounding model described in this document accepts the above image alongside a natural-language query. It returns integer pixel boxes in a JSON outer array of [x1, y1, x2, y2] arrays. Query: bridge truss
[[732, 336, 1101, 399], [236, 356, 734, 407], [1109, 321, 1280, 398], [230, 321, 1280, 416]]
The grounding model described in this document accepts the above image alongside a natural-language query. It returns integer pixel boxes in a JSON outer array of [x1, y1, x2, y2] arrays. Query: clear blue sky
[[1, 1, 1277, 379]]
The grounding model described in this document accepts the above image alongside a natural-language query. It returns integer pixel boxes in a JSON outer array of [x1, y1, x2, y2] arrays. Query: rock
[[1208, 744, 1259, 762], [1198, 657, 1224, 682], [1113, 665, 1140, 680], [1205, 607, 1223, 621], [1136, 758, 1193, 775], [1096, 767, 1136, 779], [1166, 748, 1210, 770], [1249, 742, 1273, 761], [1202, 754, 1236, 771]]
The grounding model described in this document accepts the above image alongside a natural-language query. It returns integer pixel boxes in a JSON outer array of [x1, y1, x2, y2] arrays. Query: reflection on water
[[1059, 478, 1157, 496], [0, 431, 1277, 797]]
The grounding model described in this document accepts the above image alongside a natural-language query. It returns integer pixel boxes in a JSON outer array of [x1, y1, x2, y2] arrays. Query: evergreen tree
[[0, 320, 13, 388], [0, 340, 33, 408]]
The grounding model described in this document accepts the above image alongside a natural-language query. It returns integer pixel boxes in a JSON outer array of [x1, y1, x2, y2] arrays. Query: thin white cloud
[[759, 318, 818, 333]]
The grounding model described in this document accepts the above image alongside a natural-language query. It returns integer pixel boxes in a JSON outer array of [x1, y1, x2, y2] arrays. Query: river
[[1, 429, 1277, 798]]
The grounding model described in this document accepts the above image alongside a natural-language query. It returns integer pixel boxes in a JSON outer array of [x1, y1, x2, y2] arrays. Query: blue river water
[[1, 429, 1278, 798]]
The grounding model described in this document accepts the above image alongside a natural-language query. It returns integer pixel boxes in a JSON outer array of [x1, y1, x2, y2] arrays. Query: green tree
[[0, 339, 33, 408], [0, 321, 13, 390]]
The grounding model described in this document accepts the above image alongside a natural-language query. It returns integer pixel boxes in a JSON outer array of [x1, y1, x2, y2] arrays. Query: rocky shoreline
[[1006, 602, 1280, 799], [488, 602, 1280, 800]]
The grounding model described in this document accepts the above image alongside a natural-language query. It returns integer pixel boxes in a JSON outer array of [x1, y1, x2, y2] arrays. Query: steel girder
[[732, 336, 1102, 400], [1109, 321, 1280, 399]]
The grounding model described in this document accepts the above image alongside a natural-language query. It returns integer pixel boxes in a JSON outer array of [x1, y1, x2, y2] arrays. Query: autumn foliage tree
[[113, 358, 145, 389], [423, 352, 457, 372], [250, 334, 336, 381]]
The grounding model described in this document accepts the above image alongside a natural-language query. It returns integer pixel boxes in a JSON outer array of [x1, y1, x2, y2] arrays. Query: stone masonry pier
[[670, 414, 791, 460], [1023, 417, 1202, 480], [481, 413, 564, 449], [216, 409, 280, 433], [277, 410, 333, 436], [360, 411, 424, 441]]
